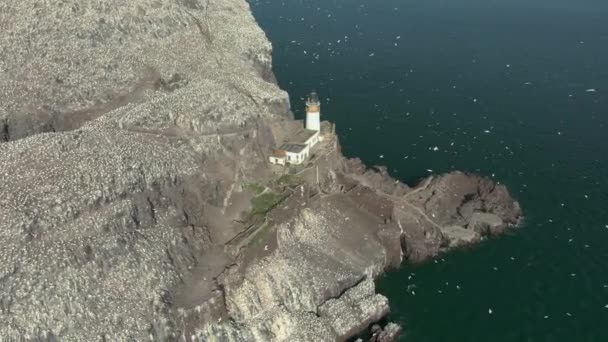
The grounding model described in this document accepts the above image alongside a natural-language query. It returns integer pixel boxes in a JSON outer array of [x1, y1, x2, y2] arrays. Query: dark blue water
[[251, 1, 608, 340]]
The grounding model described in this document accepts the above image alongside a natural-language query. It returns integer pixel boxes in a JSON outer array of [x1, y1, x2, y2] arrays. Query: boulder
[[370, 322, 403, 342], [468, 212, 505, 235], [442, 225, 481, 247]]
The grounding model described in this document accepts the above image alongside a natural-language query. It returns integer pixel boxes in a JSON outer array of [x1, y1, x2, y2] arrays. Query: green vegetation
[[241, 176, 301, 249], [277, 174, 303, 188], [244, 182, 265, 195], [250, 192, 284, 216], [241, 174, 302, 224]]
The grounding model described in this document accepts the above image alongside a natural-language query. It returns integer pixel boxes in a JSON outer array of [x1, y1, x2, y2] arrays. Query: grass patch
[[244, 182, 265, 195], [277, 174, 303, 188], [251, 192, 284, 216]]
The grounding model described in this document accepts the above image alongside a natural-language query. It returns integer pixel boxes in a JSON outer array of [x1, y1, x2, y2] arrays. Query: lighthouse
[[305, 91, 321, 131], [268, 90, 329, 166]]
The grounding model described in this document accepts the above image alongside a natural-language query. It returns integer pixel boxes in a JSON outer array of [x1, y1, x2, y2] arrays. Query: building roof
[[272, 150, 286, 157], [291, 129, 318, 144], [278, 143, 308, 154]]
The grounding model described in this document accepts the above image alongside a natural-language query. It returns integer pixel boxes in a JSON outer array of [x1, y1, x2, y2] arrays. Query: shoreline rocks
[[189, 164, 522, 341], [370, 322, 403, 342]]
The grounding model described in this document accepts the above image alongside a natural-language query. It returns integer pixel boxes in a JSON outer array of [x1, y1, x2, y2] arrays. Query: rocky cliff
[[0, 1, 522, 341]]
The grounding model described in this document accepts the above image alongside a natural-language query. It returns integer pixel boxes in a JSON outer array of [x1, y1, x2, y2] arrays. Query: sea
[[251, 0, 608, 341]]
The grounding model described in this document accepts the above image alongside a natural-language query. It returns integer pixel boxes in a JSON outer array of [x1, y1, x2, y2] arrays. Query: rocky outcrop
[[369, 322, 403, 342], [406, 172, 522, 229], [0, 0, 522, 341], [191, 167, 521, 341], [0, 0, 289, 141], [0, 0, 289, 340], [383, 171, 522, 263]]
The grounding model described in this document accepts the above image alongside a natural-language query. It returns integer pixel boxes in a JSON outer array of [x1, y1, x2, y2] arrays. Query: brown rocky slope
[[0, 0, 521, 341]]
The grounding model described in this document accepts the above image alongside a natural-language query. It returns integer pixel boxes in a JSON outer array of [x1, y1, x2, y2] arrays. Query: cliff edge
[[0, 1, 521, 341]]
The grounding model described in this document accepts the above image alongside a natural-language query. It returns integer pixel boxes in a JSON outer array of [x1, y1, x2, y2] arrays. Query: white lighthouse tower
[[305, 91, 321, 131]]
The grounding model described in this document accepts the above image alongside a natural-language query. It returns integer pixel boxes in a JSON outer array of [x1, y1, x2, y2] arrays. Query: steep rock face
[[196, 198, 397, 341], [0, 0, 290, 340], [193, 164, 522, 340], [0, 0, 289, 141]]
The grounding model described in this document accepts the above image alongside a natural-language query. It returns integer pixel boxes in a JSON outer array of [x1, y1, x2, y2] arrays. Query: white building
[[270, 143, 309, 165], [269, 91, 322, 166], [292, 128, 320, 149], [269, 130, 318, 166]]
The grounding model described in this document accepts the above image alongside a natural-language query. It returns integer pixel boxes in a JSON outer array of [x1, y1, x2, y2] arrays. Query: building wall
[[269, 156, 286, 165], [304, 131, 320, 148], [306, 111, 321, 131], [285, 145, 310, 165]]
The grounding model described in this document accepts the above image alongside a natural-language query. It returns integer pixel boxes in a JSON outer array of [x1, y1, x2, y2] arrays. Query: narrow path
[[221, 144, 248, 214], [126, 126, 256, 139], [381, 179, 444, 231], [395, 200, 443, 231], [393, 175, 445, 230], [404, 176, 433, 199]]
